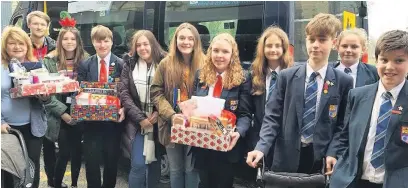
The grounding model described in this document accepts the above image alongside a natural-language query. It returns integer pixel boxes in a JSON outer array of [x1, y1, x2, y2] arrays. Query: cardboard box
[[10, 81, 79, 98], [170, 115, 232, 152]]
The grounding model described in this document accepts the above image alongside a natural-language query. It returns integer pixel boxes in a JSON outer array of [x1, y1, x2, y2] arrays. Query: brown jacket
[[150, 57, 178, 146]]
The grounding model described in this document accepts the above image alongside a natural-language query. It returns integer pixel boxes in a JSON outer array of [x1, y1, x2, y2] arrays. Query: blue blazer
[[191, 69, 252, 165], [77, 53, 124, 83], [331, 61, 379, 87], [330, 81, 408, 188], [255, 63, 353, 172], [77, 53, 124, 127]]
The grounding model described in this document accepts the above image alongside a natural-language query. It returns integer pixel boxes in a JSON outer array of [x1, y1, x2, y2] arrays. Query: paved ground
[[39, 155, 258, 188]]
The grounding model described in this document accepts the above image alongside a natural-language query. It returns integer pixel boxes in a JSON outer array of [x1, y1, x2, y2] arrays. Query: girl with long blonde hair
[[192, 33, 252, 188], [150, 22, 205, 188]]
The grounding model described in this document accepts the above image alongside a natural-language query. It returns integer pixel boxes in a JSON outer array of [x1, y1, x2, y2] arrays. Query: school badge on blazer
[[329, 105, 338, 118], [401, 126, 408, 144], [229, 100, 238, 111]]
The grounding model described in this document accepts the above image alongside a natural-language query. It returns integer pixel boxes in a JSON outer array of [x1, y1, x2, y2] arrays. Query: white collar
[[268, 66, 281, 75], [306, 62, 328, 80], [97, 52, 111, 64], [378, 79, 405, 100], [338, 61, 359, 73], [216, 71, 226, 80]]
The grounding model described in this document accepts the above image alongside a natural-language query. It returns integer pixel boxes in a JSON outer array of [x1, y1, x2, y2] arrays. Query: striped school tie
[[344, 67, 352, 74], [370, 91, 393, 169], [267, 70, 278, 101], [301, 72, 319, 143]]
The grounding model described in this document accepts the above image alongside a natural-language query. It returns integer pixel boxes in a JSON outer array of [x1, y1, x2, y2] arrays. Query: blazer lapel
[[220, 88, 230, 99], [316, 67, 336, 121], [90, 55, 99, 82], [295, 64, 306, 130], [385, 81, 408, 146], [356, 62, 368, 87], [356, 83, 378, 151]]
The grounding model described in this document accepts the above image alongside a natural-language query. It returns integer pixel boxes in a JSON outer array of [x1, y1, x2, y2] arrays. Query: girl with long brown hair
[[120, 30, 167, 188], [248, 26, 293, 167], [42, 19, 88, 188], [150, 22, 205, 188], [192, 33, 252, 187]]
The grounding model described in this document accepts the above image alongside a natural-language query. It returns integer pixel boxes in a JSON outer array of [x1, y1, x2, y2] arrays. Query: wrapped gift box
[[79, 81, 118, 96], [70, 99, 120, 122], [10, 80, 79, 98], [171, 115, 232, 152]]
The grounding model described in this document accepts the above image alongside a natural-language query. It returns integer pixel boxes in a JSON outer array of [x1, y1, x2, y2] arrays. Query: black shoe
[[48, 182, 68, 188]]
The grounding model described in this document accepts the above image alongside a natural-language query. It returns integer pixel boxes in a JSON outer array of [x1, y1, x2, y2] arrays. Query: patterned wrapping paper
[[71, 81, 120, 122], [79, 81, 118, 96], [70, 103, 119, 122], [170, 115, 232, 152], [10, 81, 79, 98]]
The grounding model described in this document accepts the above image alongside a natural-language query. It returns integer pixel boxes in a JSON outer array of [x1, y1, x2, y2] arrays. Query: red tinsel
[[59, 17, 76, 28]]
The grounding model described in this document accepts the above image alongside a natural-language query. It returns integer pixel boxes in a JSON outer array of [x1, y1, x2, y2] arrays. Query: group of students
[[0, 10, 407, 188]]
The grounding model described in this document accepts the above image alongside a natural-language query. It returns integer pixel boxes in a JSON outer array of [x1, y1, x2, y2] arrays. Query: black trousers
[[83, 122, 122, 188], [297, 144, 323, 174], [54, 121, 83, 188], [198, 150, 234, 188], [43, 135, 57, 186], [10, 124, 42, 188]]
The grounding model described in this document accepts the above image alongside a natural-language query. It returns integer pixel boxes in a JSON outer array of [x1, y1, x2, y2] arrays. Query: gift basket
[[70, 82, 120, 122], [171, 95, 237, 152], [8, 58, 79, 98]]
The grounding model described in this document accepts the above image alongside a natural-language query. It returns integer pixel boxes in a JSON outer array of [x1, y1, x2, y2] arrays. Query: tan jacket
[[150, 57, 177, 146]]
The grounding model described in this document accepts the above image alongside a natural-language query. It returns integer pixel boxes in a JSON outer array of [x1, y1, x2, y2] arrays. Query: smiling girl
[[150, 23, 205, 188], [43, 25, 88, 188], [191, 33, 252, 188]]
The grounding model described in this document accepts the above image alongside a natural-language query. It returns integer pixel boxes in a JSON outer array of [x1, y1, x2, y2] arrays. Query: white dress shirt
[[361, 80, 405, 183], [208, 72, 226, 97], [336, 61, 358, 88], [265, 66, 281, 100], [97, 52, 111, 81], [301, 63, 328, 144]]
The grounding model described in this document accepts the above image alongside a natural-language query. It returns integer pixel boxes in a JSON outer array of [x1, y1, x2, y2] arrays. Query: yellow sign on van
[[343, 11, 356, 30]]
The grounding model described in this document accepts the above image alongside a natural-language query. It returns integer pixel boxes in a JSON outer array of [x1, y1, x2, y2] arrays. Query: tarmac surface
[[39, 154, 258, 188]]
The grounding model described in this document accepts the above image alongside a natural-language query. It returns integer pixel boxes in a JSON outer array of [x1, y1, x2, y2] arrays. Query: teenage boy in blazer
[[246, 13, 353, 183], [330, 30, 408, 188], [77, 25, 124, 188]]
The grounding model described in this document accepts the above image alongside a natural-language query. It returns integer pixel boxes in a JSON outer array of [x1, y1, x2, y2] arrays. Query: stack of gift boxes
[[70, 82, 120, 122], [9, 65, 79, 98], [171, 97, 236, 152]]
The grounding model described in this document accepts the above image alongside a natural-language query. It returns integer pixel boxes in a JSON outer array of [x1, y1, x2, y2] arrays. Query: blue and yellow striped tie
[[301, 72, 319, 143], [267, 71, 278, 101], [370, 91, 393, 169]]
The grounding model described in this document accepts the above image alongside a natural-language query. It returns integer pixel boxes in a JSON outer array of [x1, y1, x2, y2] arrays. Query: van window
[[68, 1, 148, 56], [163, 1, 264, 63], [293, 1, 365, 62]]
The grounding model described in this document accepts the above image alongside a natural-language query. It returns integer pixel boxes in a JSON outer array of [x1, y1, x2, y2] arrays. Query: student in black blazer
[[247, 14, 353, 181], [248, 26, 294, 168], [330, 30, 408, 188], [191, 33, 252, 188], [333, 28, 379, 88], [77, 25, 125, 188]]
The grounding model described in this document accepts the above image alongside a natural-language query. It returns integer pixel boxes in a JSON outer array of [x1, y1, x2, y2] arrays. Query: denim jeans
[[129, 132, 161, 188], [166, 144, 199, 188]]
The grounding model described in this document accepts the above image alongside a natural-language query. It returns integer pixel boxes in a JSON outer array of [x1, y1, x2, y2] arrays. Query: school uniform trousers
[[77, 54, 124, 188], [191, 70, 252, 188]]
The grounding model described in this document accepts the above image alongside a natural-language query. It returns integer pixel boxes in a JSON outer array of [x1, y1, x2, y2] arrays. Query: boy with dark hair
[[330, 30, 408, 188], [246, 13, 353, 182]]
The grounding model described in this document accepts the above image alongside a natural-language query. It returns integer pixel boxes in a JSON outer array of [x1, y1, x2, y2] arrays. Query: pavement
[[39, 154, 258, 188]]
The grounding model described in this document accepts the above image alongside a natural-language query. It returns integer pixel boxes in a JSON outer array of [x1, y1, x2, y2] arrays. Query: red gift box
[[10, 81, 79, 98]]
